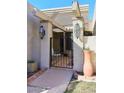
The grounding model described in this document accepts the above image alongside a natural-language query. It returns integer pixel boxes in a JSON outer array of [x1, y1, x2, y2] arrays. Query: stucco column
[[40, 21, 52, 70], [72, 17, 84, 72]]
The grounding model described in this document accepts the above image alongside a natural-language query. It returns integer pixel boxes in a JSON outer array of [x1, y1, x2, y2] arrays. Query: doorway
[[50, 32, 73, 69]]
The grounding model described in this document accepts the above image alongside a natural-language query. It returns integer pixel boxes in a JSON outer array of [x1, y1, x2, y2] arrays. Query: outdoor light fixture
[[39, 25, 45, 39], [74, 23, 80, 39]]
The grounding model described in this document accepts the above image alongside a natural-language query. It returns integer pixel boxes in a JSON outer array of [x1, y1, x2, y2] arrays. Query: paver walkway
[[28, 68, 73, 93]]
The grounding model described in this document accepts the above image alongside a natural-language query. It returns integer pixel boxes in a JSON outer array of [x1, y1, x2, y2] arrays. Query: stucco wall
[[27, 13, 33, 60], [84, 36, 96, 52], [73, 18, 84, 72], [27, 12, 41, 67], [40, 22, 52, 69]]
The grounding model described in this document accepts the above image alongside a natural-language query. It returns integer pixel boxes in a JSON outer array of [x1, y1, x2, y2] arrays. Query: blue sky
[[27, 0, 96, 21]]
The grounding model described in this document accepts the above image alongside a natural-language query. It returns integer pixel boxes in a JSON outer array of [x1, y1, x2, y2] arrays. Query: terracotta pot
[[83, 50, 94, 76], [91, 51, 96, 74], [27, 60, 37, 73]]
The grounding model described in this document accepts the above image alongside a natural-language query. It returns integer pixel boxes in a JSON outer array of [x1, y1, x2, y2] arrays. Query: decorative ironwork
[[50, 37, 73, 69]]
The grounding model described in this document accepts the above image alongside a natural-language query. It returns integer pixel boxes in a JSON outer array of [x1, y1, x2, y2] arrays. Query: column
[[40, 21, 53, 70], [72, 17, 84, 72]]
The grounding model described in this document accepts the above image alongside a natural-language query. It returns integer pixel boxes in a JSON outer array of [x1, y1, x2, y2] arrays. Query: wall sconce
[[74, 23, 80, 39], [39, 25, 45, 39]]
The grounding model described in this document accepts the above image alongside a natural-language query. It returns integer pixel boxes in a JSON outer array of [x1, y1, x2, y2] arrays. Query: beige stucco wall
[[27, 14, 33, 60], [84, 36, 96, 52], [27, 11, 53, 69], [40, 22, 53, 69], [73, 18, 84, 72], [27, 12, 41, 67]]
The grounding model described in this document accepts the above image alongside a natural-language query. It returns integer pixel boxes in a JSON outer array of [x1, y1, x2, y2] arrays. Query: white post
[[40, 22, 52, 70]]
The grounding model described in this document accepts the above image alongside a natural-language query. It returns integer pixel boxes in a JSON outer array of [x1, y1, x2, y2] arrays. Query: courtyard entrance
[[50, 32, 73, 69]]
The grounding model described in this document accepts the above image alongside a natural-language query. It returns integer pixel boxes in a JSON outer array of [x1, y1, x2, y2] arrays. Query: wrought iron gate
[[50, 37, 73, 69]]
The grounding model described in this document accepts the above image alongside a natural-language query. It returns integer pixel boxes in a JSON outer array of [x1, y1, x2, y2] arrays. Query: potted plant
[[27, 60, 38, 73], [83, 47, 94, 77]]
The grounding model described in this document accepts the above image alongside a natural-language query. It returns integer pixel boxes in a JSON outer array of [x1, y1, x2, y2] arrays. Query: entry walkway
[[28, 68, 73, 93]]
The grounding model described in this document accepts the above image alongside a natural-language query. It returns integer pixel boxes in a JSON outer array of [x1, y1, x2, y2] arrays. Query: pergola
[[27, 0, 86, 32]]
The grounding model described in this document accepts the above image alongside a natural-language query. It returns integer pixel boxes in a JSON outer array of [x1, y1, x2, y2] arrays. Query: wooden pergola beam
[[72, 0, 81, 18], [34, 9, 67, 32]]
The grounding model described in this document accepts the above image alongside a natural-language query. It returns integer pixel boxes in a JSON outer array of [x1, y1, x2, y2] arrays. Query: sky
[[27, 0, 96, 21]]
